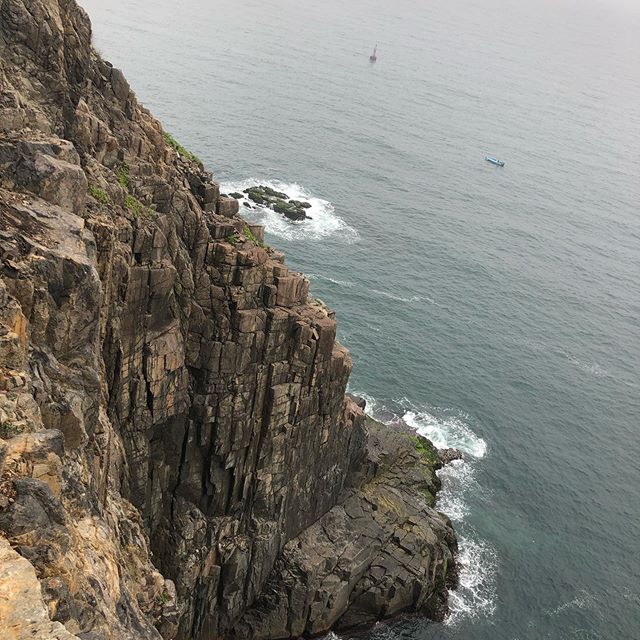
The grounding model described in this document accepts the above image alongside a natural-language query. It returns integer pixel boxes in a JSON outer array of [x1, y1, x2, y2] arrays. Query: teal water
[[83, 0, 640, 638]]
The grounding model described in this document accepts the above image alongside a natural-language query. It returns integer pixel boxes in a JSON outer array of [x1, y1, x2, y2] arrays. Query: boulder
[[439, 448, 463, 465], [273, 201, 308, 221], [346, 393, 366, 410], [216, 195, 240, 217]]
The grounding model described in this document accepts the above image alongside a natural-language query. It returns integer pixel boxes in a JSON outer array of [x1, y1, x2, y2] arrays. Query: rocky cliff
[[0, 1, 457, 638]]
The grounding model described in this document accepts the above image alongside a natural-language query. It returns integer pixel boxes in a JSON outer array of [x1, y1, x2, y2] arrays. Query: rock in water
[[261, 185, 289, 199], [0, 1, 457, 639], [273, 200, 309, 220], [439, 448, 464, 465], [243, 185, 312, 220], [289, 198, 312, 209], [346, 393, 367, 409]]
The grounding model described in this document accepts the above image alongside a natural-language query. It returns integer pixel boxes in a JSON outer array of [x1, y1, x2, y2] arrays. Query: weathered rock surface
[[0, 1, 458, 639], [439, 448, 463, 465], [234, 419, 457, 638], [0, 538, 79, 640], [243, 186, 312, 221]]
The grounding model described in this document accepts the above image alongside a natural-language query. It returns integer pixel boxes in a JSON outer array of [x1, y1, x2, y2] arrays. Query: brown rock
[[217, 195, 240, 217], [0, 538, 79, 640]]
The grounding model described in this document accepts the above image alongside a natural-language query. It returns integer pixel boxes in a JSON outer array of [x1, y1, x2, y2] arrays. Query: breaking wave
[[402, 408, 487, 458], [371, 289, 436, 305], [221, 178, 358, 243], [445, 532, 498, 623], [307, 273, 355, 288], [351, 393, 497, 626]]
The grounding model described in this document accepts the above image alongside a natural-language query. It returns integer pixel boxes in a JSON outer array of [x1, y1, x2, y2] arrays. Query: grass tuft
[[242, 225, 266, 248], [0, 421, 23, 439], [125, 194, 153, 219], [163, 132, 203, 168], [88, 185, 110, 204], [116, 163, 130, 189]]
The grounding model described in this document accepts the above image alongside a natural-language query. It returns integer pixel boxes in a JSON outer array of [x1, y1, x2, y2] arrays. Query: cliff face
[[0, 1, 457, 639]]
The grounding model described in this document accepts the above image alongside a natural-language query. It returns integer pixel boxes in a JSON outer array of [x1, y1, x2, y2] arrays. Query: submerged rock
[[439, 448, 463, 465], [273, 200, 308, 221], [243, 185, 312, 220]]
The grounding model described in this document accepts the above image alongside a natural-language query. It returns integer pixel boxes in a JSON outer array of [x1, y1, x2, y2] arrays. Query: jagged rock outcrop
[[234, 418, 457, 638], [0, 1, 457, 639], [0, 538, 79, 640]]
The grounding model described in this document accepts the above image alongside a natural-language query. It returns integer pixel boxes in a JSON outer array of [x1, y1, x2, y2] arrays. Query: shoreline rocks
[[439, 448, 463, 465], [243, 185, 313, 221], [233, 416, 458, 638]]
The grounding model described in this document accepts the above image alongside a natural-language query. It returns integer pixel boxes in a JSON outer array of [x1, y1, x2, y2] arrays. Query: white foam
[[437, 459, 498, 625], [445, 533, 498, 624], [221, 178, 358, 243], [371, 289, 426, 304], [342, 393, 496, 625], [436, 459, 474, 520], [396, 404, 495, 621], [402, 409, 487, 458], [307, 273, 355, 287], [546, 590, 595, 616], [567, 355, 608, 377]]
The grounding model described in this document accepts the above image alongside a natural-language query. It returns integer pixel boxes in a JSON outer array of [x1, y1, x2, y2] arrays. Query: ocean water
[[83, 0, 640, 638]]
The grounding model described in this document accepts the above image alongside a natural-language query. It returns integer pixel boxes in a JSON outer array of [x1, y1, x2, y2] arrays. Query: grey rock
[[439, 448, 463, 465]]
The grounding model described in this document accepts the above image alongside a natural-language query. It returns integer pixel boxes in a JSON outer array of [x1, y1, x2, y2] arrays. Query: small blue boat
[[485, 155, 505, 167]]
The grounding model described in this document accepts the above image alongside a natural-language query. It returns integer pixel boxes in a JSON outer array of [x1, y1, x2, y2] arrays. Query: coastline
[[0, 0, 459, 638]]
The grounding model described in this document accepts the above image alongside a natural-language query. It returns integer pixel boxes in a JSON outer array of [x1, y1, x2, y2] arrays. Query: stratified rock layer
[[0, 1, 457, 639]]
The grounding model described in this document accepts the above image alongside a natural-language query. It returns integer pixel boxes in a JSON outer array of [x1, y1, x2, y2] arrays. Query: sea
[[82, 0, 640, 638]]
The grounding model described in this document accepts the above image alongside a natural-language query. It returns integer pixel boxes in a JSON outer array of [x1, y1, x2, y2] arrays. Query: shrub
[[0, 421, 23, 439], [88, 185, 110, 204], [116, 163, 130, 189]]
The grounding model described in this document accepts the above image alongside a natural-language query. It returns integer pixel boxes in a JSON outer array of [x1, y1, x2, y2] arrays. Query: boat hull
[[485, 156, 505, 166]]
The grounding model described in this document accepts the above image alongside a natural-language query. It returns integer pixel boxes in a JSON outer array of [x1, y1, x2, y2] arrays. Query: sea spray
[[221, 178, 358, 243], [353, 393, 497, 624]]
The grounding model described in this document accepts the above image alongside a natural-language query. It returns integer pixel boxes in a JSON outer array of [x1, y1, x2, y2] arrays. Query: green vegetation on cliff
[[242, 225, 267, 248], [0, 421, 23, 439], [116, 162, 129, 189], [88, 185, 110, 204], [163, 132, 203, 167]]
